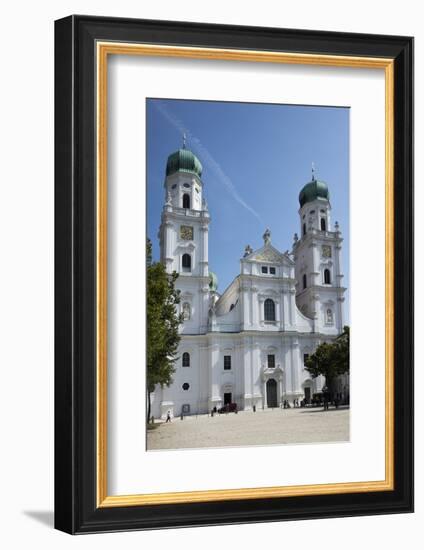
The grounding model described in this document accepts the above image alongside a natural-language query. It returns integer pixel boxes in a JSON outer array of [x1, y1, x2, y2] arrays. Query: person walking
[[166, 410, 171, 423]]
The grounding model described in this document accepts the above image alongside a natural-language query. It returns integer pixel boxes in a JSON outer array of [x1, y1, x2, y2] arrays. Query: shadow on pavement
[[299, 406, 350, 413]]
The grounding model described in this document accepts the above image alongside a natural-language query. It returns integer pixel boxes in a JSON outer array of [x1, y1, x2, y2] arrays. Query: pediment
[[246, 244, 294, 265]]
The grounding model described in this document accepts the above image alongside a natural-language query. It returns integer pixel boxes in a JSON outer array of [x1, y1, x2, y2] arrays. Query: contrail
[[153, 101, 263, 224]]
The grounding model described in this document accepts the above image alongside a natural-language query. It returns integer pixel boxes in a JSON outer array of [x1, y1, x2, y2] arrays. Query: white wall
[[0, 1, 420, 548]]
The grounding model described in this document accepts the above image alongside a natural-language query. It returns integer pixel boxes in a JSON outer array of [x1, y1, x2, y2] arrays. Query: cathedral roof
[[209, 271, 218, 292], [299, 177, 329, 208], [166, 146, 203, 178]]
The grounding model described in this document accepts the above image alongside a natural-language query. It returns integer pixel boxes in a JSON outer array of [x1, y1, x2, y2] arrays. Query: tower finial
[[311, 161, 316, 181], [182, 132, 187, 149]]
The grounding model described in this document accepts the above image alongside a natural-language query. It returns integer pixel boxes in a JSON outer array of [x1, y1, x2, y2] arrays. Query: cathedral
[[151, 142, 347, 419]]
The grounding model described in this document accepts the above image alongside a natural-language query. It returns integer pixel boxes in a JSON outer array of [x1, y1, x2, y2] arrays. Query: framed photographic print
[[54, 15, 413, 534]]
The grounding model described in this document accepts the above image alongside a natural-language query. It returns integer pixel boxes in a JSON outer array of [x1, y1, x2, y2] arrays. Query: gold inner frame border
[[96, 42, 394, 508]]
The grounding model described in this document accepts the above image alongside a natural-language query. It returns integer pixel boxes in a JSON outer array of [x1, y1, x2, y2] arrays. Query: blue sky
[[146, 98, 349, 320]]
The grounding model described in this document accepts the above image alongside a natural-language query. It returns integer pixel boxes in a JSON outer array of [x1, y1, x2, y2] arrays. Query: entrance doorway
[[266, 379, 277, 408], [304, 386, 311, 404], [224, 392, 232, 405]]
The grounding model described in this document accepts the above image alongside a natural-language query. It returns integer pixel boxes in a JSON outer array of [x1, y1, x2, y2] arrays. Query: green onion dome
[[166, 147, 203, 178], [299, 178, 330, 208], [209, 271, 218, 292]]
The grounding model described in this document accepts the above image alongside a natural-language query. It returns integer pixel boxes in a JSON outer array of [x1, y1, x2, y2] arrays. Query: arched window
[[302, 273, 307, 289], [302, 223, 306, 236], [182, 253, 191, 272], [182, 302, 191, 320], [267, 354, 275, 369], [182, 193, 190, 209], [326, 309, 334, 324], [182, 352, 190, 367], [320, 217, 326, 231], [324, 268, 331, 284], [264, 298, 276, 321]]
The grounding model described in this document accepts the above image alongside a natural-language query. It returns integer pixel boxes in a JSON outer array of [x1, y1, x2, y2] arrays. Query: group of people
[[164, 393, 347, 422], [281, 399, 301, 409]]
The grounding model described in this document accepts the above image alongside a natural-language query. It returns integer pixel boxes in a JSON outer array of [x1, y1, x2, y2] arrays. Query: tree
[[304, 326, 350, 395], [333, 325, 350, 374], [146, 239, 183, 422]]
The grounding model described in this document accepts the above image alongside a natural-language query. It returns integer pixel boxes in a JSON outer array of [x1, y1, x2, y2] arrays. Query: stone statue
[[182, 302, 191, 321], [263, 228, 271, 245], [244, 244, 253, 257]]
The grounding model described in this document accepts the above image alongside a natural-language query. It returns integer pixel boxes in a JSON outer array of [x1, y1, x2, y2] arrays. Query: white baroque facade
[[151, 145, 347, 419]]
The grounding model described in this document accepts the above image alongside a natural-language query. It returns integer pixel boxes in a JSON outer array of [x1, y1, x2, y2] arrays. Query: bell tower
[[292, 168, 346, 334], [158, 137, 211, 334]]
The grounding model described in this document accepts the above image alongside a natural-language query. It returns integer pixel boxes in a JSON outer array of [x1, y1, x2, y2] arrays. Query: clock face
[[180, 225, 193, 240], [322, 245, 332, 258]]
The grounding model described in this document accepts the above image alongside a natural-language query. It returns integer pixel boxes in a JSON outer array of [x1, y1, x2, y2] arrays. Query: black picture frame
[[55, 15, 413, 534]]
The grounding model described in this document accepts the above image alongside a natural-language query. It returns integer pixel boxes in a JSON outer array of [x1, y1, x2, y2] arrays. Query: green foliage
[[305, 326, 350, 389], [146, 239, 183, 420], [333, 325, 350, 373]]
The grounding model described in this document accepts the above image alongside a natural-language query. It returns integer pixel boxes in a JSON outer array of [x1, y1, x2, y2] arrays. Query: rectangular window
[[267, 354, 275, 369], [270, 267, 276, 275], [261, 266, 268, 274], [224, 355, 232, 370], [303, 353, 309, 366]]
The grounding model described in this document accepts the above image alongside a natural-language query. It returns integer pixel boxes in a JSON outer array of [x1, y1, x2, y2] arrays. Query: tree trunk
[[325, 376, 334, 401], [147, 389, 151, 424]]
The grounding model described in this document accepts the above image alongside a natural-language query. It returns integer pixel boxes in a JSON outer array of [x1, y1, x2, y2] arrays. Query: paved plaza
[[147, 406, 350, 451]]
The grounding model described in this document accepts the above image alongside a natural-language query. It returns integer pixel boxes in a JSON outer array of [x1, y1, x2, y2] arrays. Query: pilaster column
[[275, 299, 280, 324], [200, 223, 209, 277], [200, 285, 210, 333], [258, 295, 265, 326], [241, 285, 250, 329], [290, 339, 301, 396], [279, 375, 284, 405], [279, 290, 286, 330], [208, 341, 221, 409], [335, 239, 344, 330], [310, 241, 319, 286], [235, 342, 243, 404], [283, 344, 293, 398], [337, 296, 345, 333], [334, 238, 342, 284], [163, 219, 174, 273], [251, 343, 260, 404], [242, 337, 252, 409], [288, 289, 296, 327], [251, 286, 258, 327], [311, 292, 320, 332]]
